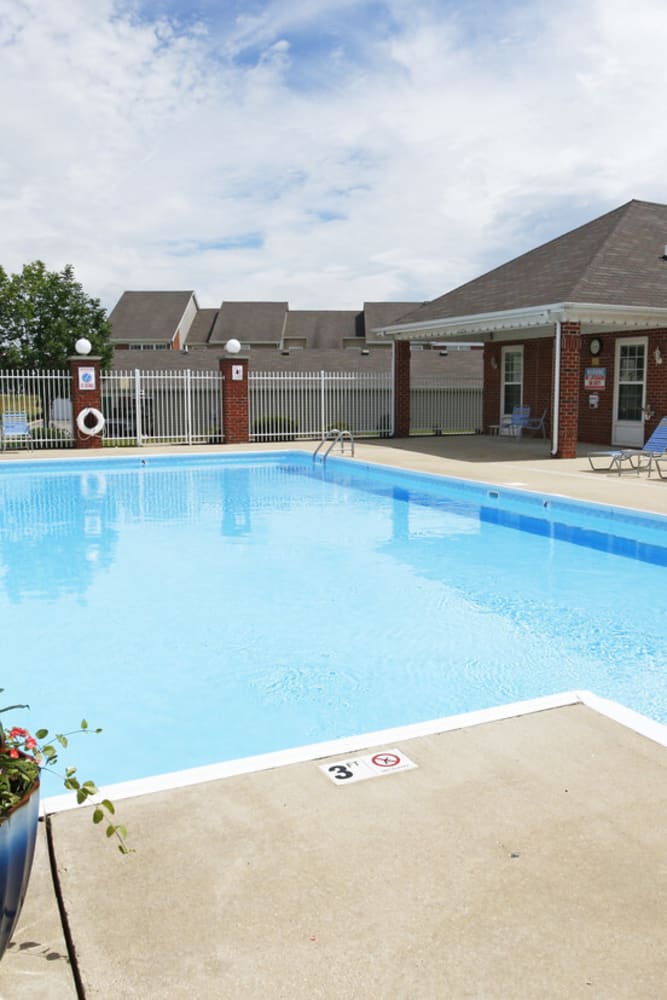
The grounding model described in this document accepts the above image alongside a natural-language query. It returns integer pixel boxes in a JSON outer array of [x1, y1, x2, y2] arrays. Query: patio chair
[[588, 416, 667, 476], [1, 412, 32, 451], [522, 407, 548, 438], [489, 406, 530, 437]]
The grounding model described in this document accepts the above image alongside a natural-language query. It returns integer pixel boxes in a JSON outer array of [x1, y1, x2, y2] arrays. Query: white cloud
[[2, 0, 667, 311]]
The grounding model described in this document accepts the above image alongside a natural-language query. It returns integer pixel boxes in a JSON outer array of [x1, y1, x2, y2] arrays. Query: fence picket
[[0, 367, 482, 450]]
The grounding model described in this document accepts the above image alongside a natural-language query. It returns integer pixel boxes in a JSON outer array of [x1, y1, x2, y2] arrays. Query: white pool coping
[[40, 689, 667, 816]]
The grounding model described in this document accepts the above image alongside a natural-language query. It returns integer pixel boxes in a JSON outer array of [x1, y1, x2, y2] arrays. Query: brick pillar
[[220, 356, 249, 444], [393, 340, 411, 438], [70, 356, 103, 448], [555, 321, 581, 459]]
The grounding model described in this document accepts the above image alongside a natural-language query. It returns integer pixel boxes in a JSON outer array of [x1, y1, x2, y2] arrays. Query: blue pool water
[[2, 452, 667, 792]]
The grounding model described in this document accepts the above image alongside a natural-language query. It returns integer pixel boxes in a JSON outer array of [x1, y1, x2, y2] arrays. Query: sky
[[2, 0, 667, 313]]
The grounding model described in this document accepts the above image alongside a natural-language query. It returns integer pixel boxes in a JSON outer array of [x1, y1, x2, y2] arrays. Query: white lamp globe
[[75, 337, 92, 355], [225, 338, 242, 355]]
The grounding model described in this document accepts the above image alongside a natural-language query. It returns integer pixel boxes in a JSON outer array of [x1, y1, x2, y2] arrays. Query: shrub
[[252, 416, 297, 441]]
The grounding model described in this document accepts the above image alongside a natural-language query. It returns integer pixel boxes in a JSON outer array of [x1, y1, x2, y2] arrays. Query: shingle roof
[[393, 200, 667, 327], [208, 302, 288, 344], [363, 302, 423, 339], [109, 291, 195, 342], [186, 308, 218, 345], [284, 310, 362, 349]]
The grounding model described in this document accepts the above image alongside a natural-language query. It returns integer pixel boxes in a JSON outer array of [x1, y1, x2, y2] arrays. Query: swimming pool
[[2, 451, 667, 794]]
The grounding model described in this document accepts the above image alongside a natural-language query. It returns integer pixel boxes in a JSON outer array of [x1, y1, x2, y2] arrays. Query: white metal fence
[[101, 370, 223, 446], [249, 372, 483, 441], [249, 371, 394, 441], [0, 367, 483, 450], [410, 378, 483, 435], [0, 370, 74, 449]]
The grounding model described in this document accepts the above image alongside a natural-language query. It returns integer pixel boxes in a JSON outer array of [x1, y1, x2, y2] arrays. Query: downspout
[[550, 319, 561, 457]]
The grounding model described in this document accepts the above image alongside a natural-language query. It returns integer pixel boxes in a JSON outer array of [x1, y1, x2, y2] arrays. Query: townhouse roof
[[109, 291, 195, 343], [386, 200, 667, 331], [207, 301, 288, 344], [284, 310, 363, 349], [363, 302, 423, 339], [186, 308, 218, 345]]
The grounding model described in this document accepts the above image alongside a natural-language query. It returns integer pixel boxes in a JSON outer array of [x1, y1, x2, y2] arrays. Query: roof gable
[[208, 301, 288, 344], [284, 310, 362, 348], [395, 200, 667, 327], [109, 291, 195, 342]]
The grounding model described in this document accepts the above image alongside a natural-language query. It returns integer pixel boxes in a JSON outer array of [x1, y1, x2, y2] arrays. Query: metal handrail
[[312, 428, 355, 463]]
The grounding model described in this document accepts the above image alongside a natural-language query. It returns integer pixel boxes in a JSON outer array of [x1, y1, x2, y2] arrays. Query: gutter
[[551, 319, 562, 457]]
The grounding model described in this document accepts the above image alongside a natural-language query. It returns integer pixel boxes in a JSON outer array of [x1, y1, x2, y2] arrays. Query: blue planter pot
[[0, 780, 40, 961]]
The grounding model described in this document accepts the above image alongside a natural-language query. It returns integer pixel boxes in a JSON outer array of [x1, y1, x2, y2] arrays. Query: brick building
[[374, 200, 667, 458]]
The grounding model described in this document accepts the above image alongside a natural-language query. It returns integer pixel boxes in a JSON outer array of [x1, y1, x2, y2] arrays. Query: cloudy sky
[[2, 0, 666, 312]]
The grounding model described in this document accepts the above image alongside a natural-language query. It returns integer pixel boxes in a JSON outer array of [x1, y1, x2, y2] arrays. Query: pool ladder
[[313, 428, 355, 464]]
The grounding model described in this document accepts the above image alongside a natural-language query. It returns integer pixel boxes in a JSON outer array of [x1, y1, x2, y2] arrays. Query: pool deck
[[3, 437, 667, 997]]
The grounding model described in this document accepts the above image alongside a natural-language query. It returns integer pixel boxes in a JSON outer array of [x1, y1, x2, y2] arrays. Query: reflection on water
[[0, 462, 300, 602], [0, 471, 119, 601]]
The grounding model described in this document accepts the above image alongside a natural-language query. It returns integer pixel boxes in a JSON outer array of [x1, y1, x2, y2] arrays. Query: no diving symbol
[[320, 748, 416, 784], [371, 752, 401, 768]]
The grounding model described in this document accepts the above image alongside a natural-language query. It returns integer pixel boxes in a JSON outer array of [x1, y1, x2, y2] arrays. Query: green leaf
[[92, 808, 104, 824], [80, 720, 88, 730], [35, 728, 48, 740], [101, 799, 115, 815]]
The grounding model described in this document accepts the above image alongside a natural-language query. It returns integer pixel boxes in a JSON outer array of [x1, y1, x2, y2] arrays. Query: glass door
[[612, 338, 647, 447]]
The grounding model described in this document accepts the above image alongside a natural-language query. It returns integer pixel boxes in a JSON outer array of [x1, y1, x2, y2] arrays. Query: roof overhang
[[373, 302, 667, 342]]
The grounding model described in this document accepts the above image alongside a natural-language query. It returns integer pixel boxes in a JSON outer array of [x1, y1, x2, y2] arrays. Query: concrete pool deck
[[2, 437, 667, 997]]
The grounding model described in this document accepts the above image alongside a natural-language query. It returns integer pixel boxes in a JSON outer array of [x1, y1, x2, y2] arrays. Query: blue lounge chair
[[505, 405, 547, 439], [521, 407, 548, 438], [588, 417, 667, 476]]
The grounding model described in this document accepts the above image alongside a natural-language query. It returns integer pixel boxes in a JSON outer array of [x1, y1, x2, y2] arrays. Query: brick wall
[[220, 357, 249, 443], [483, 338, 553, 436], [393, 341, 411, 437], [578, 328, 667, 445], [556, 322, 581, 458], [70, 356, 103, 448]]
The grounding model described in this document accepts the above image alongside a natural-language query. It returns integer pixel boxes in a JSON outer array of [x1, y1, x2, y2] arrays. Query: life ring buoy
[[76, 407, 105, 437]]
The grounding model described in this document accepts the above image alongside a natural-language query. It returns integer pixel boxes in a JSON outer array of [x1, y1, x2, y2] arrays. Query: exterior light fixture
[[490, 356, 498, 370], [75, 338, 92, 355], [224, 338, 241, 354], [654, 347, 663, 365]]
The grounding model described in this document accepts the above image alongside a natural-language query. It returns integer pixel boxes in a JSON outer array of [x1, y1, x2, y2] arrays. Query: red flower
[[25, 737, 37, 750], [8, 727, 28, 739], [9, 748, 19, 759]]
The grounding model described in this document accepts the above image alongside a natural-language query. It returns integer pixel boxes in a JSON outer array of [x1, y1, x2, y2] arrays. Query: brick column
[[70, 356, 103, 448], [555, 321, 581, 459], [220, 356, 249, 444], [393, 340, 411, 438]]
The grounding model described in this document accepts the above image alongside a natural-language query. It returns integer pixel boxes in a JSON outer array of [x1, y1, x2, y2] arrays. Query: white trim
[[374, 301, 667, 341], [39, 690, 667, 814]]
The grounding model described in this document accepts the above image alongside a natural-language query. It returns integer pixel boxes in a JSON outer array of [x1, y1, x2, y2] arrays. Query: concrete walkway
[[2, 438, 667, 997]]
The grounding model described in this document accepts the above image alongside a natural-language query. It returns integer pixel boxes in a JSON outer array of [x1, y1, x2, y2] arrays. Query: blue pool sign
[[78, 366, 96, 390]]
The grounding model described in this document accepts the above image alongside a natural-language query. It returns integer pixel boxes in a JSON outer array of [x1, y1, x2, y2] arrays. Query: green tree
[[0, 261, 113, 371]]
